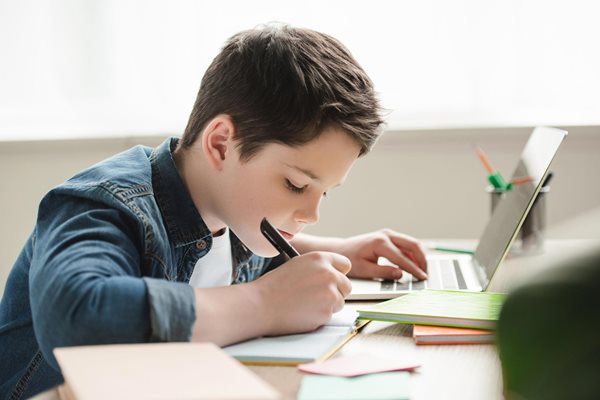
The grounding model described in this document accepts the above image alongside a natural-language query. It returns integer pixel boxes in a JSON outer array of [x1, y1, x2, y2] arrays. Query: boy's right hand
[[251, 251, 352, 336]]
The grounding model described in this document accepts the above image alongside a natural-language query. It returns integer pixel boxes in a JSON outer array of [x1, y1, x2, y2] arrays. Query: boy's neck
[[173, 145, 227, 235]]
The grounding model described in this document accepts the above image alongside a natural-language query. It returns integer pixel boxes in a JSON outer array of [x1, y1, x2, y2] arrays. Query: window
[[1, 0, 598, 141]]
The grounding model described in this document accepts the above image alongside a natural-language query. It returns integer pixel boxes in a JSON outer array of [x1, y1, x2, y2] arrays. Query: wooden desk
[[247, 239, 599, 400], [248, 322, 502, 400], [32, 240, 599, 400]]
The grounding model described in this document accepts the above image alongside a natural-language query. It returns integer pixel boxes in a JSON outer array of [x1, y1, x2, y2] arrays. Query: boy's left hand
[[335, 229, 428, 281]]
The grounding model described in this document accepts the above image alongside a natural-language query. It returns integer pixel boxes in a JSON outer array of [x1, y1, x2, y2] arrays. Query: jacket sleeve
[[29, 189, 196, 370], [260, 253, 287, 275]]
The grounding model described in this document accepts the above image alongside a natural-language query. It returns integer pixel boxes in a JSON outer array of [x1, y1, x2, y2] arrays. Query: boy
[[0, 24, 427, 398]]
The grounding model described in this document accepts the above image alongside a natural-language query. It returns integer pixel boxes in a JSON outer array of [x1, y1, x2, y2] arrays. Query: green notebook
[[357, 290, 506, 330]]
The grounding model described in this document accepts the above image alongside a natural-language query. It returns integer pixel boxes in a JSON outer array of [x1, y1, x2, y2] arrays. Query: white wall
[[1, 126, 599, 296]]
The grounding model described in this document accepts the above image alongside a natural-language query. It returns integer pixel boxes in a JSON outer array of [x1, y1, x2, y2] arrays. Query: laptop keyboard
[[380, 259, 468, 292]]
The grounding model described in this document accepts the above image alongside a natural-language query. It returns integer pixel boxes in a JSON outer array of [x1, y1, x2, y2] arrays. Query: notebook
[[357, 290, 506, 330], [223, 307, 367, 366], [412, 324, 495, 345], [53, 342, 280, 400], [348, 126, 568, 300]]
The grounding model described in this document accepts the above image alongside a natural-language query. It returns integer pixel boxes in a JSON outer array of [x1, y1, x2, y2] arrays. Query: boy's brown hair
[[180, 24, 384, 161]]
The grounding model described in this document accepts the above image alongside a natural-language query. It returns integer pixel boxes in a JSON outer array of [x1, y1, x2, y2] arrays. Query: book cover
[[413, 324, 495, 345], [357, 290, 506, 330]]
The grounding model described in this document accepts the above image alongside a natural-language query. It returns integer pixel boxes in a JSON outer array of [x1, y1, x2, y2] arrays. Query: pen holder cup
[[488, 186, 549, 255]]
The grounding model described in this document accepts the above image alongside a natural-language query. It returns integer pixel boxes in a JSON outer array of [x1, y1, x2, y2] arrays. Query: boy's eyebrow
[[285, 163, 321, 181]]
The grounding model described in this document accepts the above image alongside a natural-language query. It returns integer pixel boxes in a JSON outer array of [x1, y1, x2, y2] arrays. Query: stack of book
[[356, 290, 506, 345]]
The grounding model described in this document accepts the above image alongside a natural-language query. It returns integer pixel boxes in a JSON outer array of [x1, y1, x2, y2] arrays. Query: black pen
[[260, 217, 300, 259]]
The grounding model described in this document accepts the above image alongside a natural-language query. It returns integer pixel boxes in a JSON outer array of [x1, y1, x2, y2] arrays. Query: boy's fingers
[[370, 263, 403, 281], [307, 252, 352, 297], [332, 288, 346, 312], [335, 274, 352, 298], [324, 253, 352, 297], [376, 240, 428, 280], [327, 252, 352, 275], [350, 261, 402, 281], [387, 233, 428, 272]]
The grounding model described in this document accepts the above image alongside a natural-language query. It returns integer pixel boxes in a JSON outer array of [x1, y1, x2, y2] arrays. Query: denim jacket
[[0, 137, 281, 399]]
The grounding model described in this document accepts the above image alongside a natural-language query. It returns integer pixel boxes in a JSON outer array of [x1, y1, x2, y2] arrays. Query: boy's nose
[[295, 197, 320, 225]]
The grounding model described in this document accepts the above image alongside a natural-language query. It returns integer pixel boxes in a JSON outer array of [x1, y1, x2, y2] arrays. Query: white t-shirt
[[188, 229, 233, 288]]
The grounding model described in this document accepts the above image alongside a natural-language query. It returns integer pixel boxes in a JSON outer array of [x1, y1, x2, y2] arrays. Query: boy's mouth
[[278, 230, 294, 241]]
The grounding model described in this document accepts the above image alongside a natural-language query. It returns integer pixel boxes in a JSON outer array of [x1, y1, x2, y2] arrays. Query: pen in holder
[[487, 185, 549, 255]]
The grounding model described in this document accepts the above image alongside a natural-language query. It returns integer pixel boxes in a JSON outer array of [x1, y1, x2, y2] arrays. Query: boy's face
[[220, 126, 361, 257]]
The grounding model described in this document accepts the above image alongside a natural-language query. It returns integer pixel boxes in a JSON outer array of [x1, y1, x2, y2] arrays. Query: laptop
[[347, 126, 568, 300]]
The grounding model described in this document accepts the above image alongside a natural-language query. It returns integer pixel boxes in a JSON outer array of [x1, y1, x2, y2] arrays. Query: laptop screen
[[473, 127, 567, 289]]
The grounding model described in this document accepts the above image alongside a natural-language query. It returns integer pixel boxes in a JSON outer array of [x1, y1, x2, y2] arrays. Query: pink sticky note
[[298, 353, 421, 377]]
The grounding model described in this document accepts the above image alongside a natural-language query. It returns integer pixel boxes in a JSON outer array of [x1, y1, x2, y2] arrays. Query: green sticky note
[[297, 372, 410, 400]]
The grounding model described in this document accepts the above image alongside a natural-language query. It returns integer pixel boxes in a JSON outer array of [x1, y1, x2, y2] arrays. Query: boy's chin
[[242, 238, 281, 258], [249, 244, 281, 258]]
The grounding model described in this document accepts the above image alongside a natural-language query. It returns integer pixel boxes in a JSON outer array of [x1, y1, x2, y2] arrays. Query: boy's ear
[[201, 115, 236, 170]]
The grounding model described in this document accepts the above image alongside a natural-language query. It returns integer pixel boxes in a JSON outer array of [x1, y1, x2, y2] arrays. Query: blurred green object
[[497, 247, 600, 400]]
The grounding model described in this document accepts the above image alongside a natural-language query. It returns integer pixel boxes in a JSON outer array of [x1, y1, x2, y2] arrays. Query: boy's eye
[[285, 179, 328, 197], [285, 179, 306, 194]]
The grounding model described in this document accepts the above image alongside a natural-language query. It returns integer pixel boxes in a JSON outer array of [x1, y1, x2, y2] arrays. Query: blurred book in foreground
[[54, 342, 280, 400]]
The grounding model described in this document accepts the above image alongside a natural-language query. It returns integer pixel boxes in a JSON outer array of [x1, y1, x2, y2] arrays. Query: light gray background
[[1, 126, 599, 295]]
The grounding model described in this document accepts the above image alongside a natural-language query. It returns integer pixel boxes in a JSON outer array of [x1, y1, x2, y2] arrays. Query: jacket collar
[[150, 137, 212, 247], [150, 137, 253, 265]]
